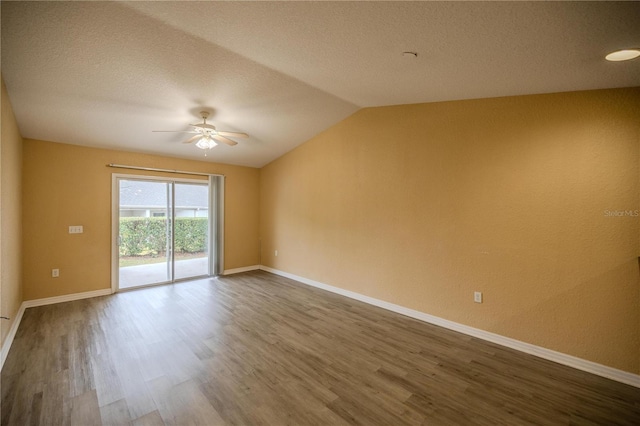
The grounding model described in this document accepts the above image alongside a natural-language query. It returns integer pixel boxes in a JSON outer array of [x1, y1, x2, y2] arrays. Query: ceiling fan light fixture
[[195, 137, 217, 150], [153, 110, 247, 150], [605, 49, 640, 62]]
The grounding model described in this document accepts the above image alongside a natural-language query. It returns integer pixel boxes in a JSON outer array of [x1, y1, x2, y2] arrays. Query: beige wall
[[7, 85, 640, 375], [1, 77, 24, 347], [22, 140, 260, 300], [260, 87, 640, 374]]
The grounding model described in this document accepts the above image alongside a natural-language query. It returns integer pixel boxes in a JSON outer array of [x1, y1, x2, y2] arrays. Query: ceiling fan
[[153, 111, 248, 150]]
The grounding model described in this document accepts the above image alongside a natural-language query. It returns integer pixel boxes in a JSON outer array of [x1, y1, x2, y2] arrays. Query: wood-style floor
[[1, 271, 639, 425]]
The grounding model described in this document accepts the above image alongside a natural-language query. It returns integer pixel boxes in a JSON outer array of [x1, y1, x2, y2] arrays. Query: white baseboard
[[259, 266, 640, 388], [23, 288, 113, 309], [223, 265, 260, 275], [1, 303, 26, 370]]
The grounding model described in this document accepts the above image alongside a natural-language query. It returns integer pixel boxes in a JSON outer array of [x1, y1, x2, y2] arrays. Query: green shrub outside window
[[119, 217, 207, 257]]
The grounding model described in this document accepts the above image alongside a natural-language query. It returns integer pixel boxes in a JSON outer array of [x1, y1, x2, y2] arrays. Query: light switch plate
[[69, 226, 83, 234]]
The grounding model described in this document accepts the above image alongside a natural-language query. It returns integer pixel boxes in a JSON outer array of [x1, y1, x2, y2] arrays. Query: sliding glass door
[[113, 176, 211, 290], [174, 183, 209, 280], [118, 179, 172, 288]]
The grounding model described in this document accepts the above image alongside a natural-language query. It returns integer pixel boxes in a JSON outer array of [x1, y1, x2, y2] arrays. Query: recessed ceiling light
[[605, 49, 640, 62]]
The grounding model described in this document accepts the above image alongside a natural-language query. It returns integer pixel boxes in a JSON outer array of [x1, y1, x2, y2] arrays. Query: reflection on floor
[[119, 257, 208, 289]]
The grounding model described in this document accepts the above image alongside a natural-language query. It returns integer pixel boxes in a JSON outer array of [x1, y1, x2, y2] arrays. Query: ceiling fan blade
[[152, 130, 198, 133], [217, 131, 249, 138], [183, 135, 202, 144], [212, 135, 238, 146]]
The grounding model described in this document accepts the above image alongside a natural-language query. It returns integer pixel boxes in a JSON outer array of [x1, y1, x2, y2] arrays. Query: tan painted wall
[[23, 139, 260, 300], [1, 77, 24, 347], [260, 88, 640, 374]]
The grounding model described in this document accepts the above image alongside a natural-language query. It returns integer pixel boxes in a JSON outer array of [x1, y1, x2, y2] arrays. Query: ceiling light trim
[[605, 49, 640, 62]]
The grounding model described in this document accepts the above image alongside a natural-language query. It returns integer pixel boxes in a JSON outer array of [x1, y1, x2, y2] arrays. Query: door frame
[[111, 173, 213, 292]]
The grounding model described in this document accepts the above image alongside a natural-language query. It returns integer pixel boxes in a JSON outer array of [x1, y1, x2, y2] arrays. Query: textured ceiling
[[2, 1, 639, 168]]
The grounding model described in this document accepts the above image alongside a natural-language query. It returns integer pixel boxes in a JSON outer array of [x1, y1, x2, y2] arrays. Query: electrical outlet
[[474, 291, 483, 303], [52, 269, 60, 278], [275, 250, 278, 256]]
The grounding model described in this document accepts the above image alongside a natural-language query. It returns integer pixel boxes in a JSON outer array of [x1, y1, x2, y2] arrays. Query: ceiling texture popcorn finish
[[2, 1, 639, 167]]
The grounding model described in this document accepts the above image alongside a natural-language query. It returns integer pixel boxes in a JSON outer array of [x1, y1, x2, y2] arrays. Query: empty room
[[1, 1, 639, 425]]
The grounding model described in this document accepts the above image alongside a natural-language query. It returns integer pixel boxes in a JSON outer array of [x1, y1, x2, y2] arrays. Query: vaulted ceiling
[[2, 1, 639, 167]]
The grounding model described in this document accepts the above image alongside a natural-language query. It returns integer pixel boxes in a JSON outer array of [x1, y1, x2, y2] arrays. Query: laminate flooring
[[1, 271, 639, 425]]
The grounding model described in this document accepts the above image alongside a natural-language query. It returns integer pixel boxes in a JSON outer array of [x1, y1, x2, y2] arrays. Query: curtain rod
[[107, 163, 224, 177]]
